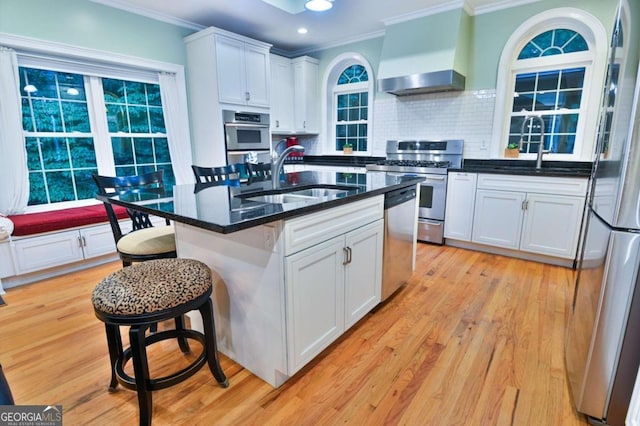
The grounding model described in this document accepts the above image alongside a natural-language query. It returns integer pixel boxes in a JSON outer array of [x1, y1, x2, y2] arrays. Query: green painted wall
[[0, 0, 194, 66], [310, 0, 618, 92]]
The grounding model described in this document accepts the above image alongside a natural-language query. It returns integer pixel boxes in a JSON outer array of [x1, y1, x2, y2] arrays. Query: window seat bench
[[8, 204, 128, 237], [0, 205, 129, 292]]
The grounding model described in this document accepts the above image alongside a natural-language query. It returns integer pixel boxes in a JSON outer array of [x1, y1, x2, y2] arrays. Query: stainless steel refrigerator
[[566, 1, 640, 425]]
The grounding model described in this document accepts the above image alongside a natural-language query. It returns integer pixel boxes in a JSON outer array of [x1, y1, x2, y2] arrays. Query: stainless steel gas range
[[366, 140, 464, 244]]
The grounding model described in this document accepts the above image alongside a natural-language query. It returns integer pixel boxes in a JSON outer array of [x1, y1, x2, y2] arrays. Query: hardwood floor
[[0, 244, 588, 425]]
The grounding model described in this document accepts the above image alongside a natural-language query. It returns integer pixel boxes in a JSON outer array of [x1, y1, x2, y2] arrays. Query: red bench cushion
[[9, 205, 128, 237]]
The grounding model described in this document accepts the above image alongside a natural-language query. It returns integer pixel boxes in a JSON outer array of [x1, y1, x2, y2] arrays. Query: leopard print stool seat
[[92, 258, 228, 426]]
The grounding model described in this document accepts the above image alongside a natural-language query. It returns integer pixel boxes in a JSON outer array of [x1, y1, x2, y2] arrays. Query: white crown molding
[[88, 0, 205, 31], [382, 1, 465, 26], [284, 29, 386, 57], [471, 0, 541, 16]]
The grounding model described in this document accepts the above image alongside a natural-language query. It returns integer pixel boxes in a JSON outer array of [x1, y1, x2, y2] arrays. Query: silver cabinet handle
[[78, 236, 83, 248], [343, 246, 352, 265], [82, 236, 87, 247], [245, 91, 250, 101], [275, 120, 279, 128]]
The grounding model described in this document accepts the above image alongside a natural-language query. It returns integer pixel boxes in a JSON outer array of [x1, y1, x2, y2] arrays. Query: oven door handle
[[225, 123, 270, 129], [424, 176, 446, 181]]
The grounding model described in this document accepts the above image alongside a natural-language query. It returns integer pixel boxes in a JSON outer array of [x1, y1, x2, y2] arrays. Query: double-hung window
[[491, 9, 608, 161], [334, 65, 369, 153], [20, 66, 174, 208]]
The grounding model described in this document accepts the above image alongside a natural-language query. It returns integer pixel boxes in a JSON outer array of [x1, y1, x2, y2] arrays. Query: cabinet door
[[472, 189, 525, 249], [13, 231, 84, 274], [270, 55, 294, 132], [293, 59, 319, 133], [80, 224, 117, 259], [520, 193, 585, 258], [215, 35, 247, 105], [0, 242, 15, 278], [285, 236, 345, 374], [344, 220, 383, 328], [245, 44, 270, 107], [444, 172, 477, 241]]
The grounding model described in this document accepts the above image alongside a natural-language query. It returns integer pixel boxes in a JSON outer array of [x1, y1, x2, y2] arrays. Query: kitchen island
[[99, 170, 423, 387]]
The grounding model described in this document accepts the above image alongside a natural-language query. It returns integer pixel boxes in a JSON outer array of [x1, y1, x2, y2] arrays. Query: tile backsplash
[[279, 89, 497, 159]]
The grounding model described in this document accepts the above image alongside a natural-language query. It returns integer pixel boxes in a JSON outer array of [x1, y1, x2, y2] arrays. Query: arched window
[[491, 9, 608, 160], [322, 54, 374, 154]]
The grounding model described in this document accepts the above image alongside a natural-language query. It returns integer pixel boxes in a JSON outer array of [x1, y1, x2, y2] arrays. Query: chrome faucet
[[271, 143, 305, 187], [519, 115, 549, 169]]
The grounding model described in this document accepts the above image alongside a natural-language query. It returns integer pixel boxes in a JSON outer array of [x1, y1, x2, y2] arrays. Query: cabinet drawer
[[477, 174, 587, 196], [284, 196, 383, 256], [13, 230, 84, 274]]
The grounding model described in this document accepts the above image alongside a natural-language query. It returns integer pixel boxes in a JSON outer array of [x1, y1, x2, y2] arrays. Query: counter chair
[[0, 363, 14, 405], [92, 258, 228, 426], [245, 162, 272, 183], [93, 171, 177, 268], [191, 164, 240, 184]]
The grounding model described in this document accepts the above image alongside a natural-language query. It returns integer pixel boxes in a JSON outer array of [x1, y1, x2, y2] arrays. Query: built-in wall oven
[[223, 109, 270, 151], [366, 140, 463, 244], [223, 110, 271, 175]]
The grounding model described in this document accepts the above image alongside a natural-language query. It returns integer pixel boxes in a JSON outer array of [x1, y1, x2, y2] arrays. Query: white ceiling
[[90, 0, 538, 56]]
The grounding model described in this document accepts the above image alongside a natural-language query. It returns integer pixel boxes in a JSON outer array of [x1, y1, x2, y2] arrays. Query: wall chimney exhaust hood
[[377, 7, 471, 96]]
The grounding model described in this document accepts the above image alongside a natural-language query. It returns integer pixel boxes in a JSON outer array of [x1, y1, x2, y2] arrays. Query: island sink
[[237, 184, 357, 205]]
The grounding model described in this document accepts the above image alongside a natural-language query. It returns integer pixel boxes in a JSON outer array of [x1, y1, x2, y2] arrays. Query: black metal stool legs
[[129, 324, 152, 426], [174, 315, 191, 354], [200, 298, 229, 387], [104, 324, 123, 391]]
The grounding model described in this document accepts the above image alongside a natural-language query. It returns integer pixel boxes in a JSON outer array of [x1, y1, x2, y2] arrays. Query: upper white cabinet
[[444, 172, 477, 241], [270, 54, 294, 132], [215, 34, 270, 107], [292, 56, 319, 133], [471, 174, 587, 259], [270, 55, 319, 135]]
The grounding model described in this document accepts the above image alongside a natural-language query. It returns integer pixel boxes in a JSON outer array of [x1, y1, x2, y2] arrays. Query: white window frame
[[0, 33, 188, 213], [490, 8, 608, 161], [321, 53, 374, 155]]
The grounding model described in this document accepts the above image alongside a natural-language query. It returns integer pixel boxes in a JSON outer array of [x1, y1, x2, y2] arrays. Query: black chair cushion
[[92, 259, 211, 316]]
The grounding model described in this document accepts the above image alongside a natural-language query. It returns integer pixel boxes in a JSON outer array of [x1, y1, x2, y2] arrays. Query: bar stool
[[92, 258, 228, 426]]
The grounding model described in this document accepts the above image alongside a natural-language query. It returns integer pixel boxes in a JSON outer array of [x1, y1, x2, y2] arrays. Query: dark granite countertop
[[284, 155, 385, 167], [451, 159, 592, 178], [98, 171, 423, 234]]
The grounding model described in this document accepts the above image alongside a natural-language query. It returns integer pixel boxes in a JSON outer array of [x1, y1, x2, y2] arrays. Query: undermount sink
[[237, 185, 356, 205]]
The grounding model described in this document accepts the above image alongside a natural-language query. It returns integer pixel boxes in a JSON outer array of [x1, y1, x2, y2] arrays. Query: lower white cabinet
[[444, 172, 477, 241], [11, 223, 116, 275], [285, 219, 383, 374], [471, 174, 587, 259]]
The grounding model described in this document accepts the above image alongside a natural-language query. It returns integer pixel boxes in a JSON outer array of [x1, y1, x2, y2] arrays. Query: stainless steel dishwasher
[[382, 186, 417, 301]]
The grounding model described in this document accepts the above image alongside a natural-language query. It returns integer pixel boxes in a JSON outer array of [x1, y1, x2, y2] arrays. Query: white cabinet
[[471, 174, 587, 259], [269, 55, 319, 135], [270, 54, 294, 132], [292, 56, 319, 133], [11, 224, 116, 275], [283, 195, 383, 374], [215, 34, 270, 107], [0, 242, 15, 278], [444, 172, 477, 241]]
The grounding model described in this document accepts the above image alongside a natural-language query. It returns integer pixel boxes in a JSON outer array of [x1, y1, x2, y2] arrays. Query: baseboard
[[1, 254, 119, 290], [444, 239, 576, 269]]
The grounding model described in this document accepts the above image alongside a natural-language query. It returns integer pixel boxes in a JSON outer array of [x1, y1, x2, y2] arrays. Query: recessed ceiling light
[[305, 0, 332, 12], [298, 27, 308, 34]]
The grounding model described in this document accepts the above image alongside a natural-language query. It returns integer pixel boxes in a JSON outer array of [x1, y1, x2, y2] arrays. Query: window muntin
[[518, 29, 588, 59], [19, 67, 174, 207], [334, 65, 369, 153], [509, 67, 585, 154], [103, 78, 174, 184], [506, 26, 591, 156]]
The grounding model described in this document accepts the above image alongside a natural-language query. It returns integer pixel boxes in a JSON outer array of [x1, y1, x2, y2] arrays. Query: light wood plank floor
[[0, 244, 588, 425]]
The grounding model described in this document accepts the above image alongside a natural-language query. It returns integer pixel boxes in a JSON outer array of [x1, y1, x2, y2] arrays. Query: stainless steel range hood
[[377, 7, 470, 95], [378, 70, 465, 95]]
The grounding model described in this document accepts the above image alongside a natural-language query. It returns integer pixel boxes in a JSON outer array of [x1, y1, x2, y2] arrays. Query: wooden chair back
[[191, 164, 241, 184], [92, 170, 167, 243]]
